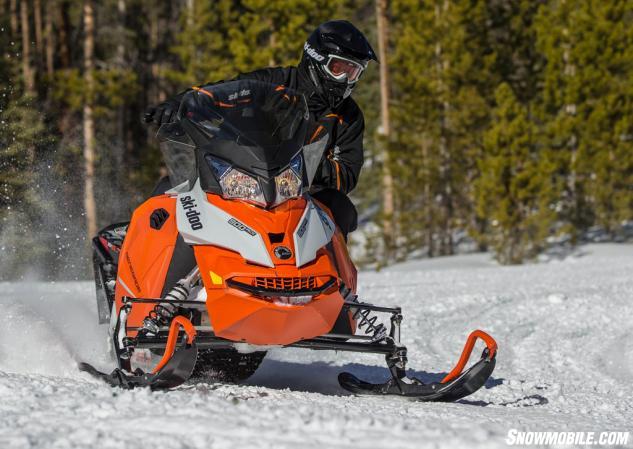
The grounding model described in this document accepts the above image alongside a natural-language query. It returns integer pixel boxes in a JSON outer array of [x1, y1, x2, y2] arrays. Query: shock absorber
[[352, 307, 388, 342], [140, 303, 180, 337], [139, 267, 200, 337]]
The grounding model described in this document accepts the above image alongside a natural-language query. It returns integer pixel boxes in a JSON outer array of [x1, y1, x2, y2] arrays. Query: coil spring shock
[[139, 268, 200, 337], [352, 308, 388, 342], [140, 302, 180, 337]]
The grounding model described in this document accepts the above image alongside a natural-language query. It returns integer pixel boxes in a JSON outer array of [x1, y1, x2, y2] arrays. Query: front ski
[[339, 330, 497, 401], [80, 315, 198, 390], [339, 350, 495, 401], [79, 344, 198, 390]]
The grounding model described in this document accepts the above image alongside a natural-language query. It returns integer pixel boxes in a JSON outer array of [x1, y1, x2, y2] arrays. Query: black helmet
[[300, 20, 377, 109]]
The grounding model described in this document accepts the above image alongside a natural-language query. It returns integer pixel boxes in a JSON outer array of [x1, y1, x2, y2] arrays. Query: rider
[[145, 20, 377, 238]]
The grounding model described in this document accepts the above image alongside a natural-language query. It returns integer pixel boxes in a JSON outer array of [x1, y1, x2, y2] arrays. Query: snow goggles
[[323, 55, 367, 84]]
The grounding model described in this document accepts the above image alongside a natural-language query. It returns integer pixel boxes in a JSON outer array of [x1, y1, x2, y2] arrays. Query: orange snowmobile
[[81, 79, 497, 400]]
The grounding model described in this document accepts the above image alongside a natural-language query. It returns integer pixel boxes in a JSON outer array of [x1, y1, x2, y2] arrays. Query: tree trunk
[[268, 22, 277, 67], [422, 135, 434, 257], [45, 1, 54, 77], [435, 0, 453, 255], [117, 0, 126, 65], [148, 4, 161, 104], [375, 0, 395, 261], [115, 0, 126, 198], [33, 0, 43, 66], [186, 0, 195, 27], [561, 0, 580, 232], [20, 0, 35, 95], [83, 0, 98, 240], [56, 1, 73, 138], [10, 0, 18, 37], [57, 1, 71, 68]]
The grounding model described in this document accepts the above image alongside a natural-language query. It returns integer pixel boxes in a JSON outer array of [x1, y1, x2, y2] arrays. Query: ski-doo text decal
[[176, 179, 273, 267], [180, 195, 203, 230]]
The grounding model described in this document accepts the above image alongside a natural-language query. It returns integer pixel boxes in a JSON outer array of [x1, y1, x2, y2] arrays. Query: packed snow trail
[[1, 244, 632, 448]]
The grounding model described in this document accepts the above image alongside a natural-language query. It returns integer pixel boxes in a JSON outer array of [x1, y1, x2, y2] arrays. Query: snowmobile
[[81, 79, 497, 400]]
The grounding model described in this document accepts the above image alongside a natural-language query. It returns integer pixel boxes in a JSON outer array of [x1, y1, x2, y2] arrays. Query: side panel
[[293, 198, 336, 267], [176, 180, 273, 267], [115, 195, 179, 328]]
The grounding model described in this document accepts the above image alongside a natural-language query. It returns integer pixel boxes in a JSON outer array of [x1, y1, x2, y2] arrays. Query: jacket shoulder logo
[[180, 195, 203, 230]]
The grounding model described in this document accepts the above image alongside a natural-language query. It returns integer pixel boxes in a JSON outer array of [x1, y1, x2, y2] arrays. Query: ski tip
[[338, 371, 357, 384], [77, 362, 99, 375], [338, 372, 362, 392]]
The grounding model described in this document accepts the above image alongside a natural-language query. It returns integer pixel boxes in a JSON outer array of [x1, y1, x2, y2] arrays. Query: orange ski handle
[[440, 330, 497, 384], [152, 316, 197, 374]]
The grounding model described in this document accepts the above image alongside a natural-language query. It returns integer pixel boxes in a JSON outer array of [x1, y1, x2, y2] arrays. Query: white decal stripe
[[176, 179, 273, 267], [117, 277, 135, 297], [293, 199, 335, 267]]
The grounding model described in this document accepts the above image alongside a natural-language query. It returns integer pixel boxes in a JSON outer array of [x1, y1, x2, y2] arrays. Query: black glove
[[143, 98, 180, 126]]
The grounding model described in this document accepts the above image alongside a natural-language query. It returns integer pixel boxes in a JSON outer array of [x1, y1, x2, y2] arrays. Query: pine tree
[[535, 0, 585, 236], [535, 0, 633, 238], [231, 0, 340, 69], [0, 9, 53, 278], [486, 0, 546, 104], [167, 0, 340, 87], [475, 83, 557, 264], [578, 1, 633, 235], [166, 0, 238, 86], [389, 0, 493, 258]]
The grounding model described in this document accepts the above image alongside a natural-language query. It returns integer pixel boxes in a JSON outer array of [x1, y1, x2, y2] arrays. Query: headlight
[[220, 169, 266, 206], [207, 156, 266, 206], [273, 155, 303, 206]]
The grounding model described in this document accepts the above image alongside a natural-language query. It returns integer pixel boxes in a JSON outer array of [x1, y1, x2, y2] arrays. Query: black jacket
[[190, 66, 365, 194]]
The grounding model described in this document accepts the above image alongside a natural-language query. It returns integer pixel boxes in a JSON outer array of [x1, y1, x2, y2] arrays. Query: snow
[[1, 243, 632, 448]]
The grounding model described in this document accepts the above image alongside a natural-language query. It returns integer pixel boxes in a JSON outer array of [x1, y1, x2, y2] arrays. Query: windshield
[[187, 82, 308, 147], [157, 80, 327, 206]]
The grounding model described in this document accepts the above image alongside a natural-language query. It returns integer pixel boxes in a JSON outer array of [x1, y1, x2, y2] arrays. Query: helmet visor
[[323, 55, 365, 83]]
